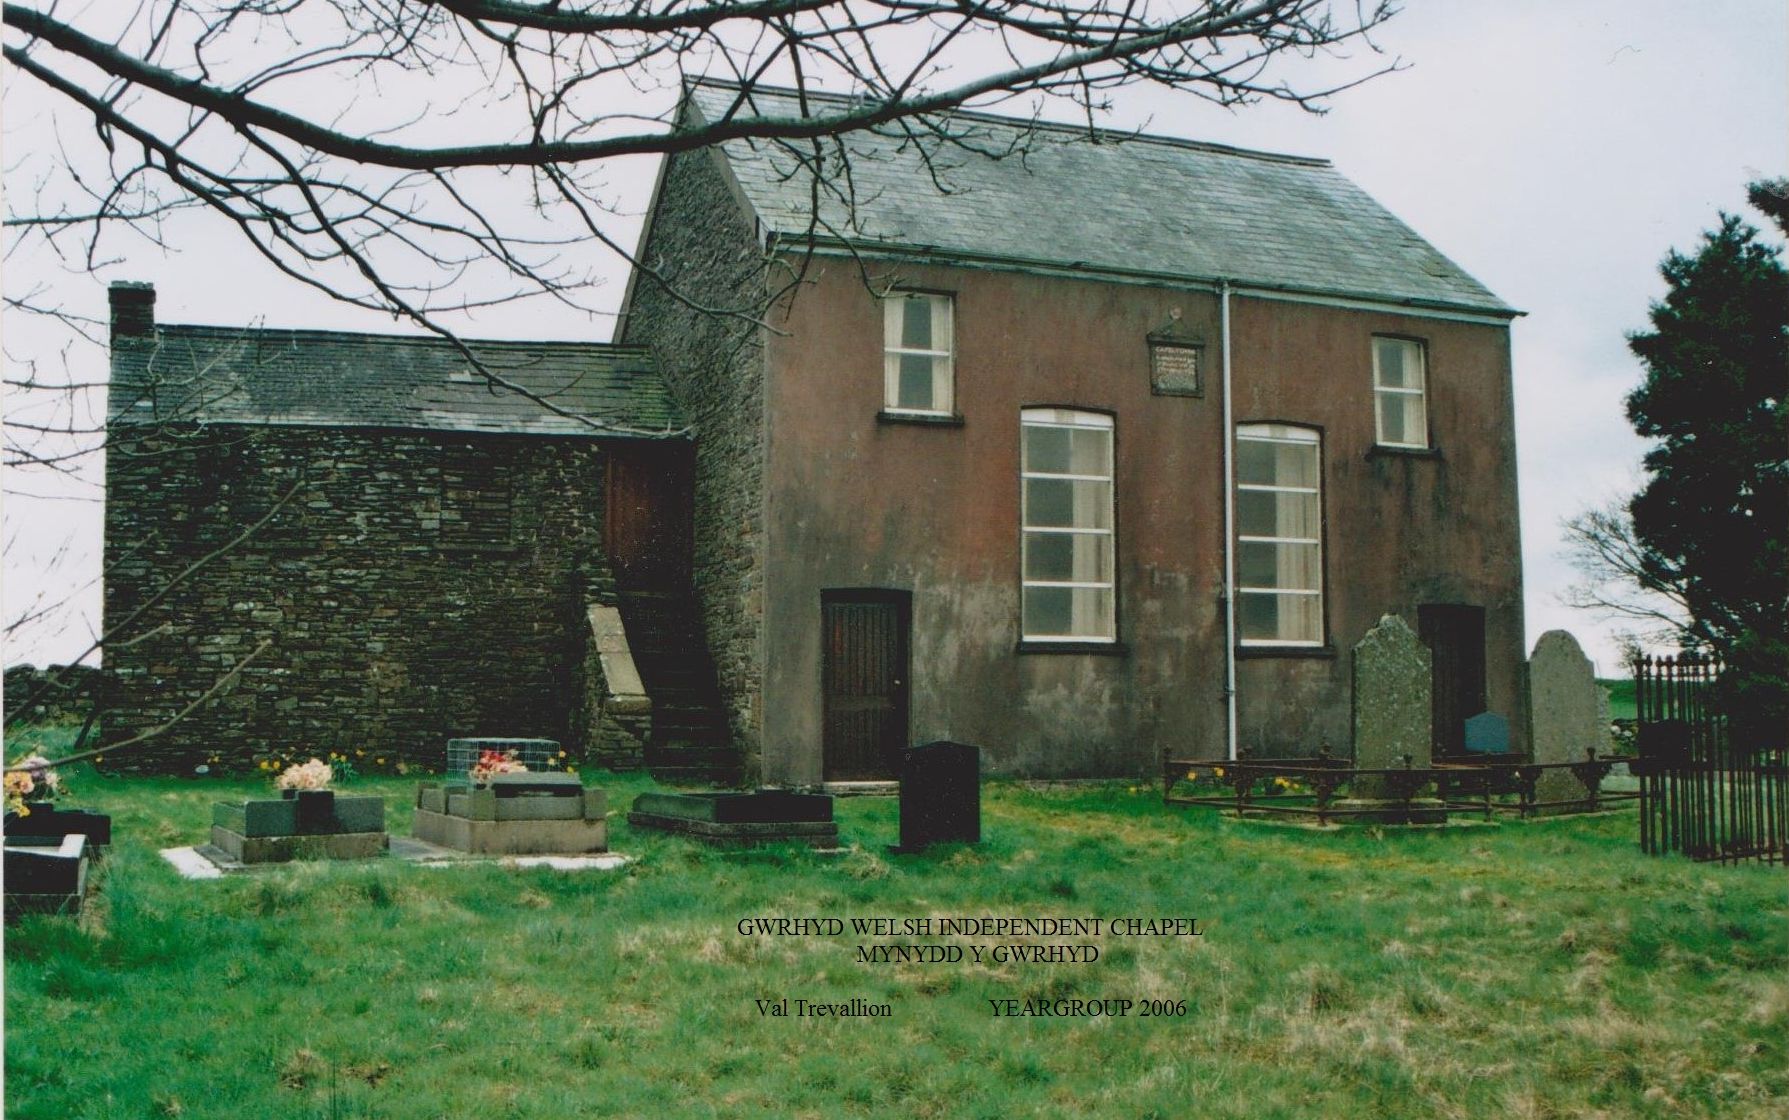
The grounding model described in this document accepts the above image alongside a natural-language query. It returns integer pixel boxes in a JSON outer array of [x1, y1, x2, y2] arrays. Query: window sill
[[878, 409, 965, 428], [1235, 644, 1337, 660], [1016, 640, 1129, 656], [1366, 444, 1442, 461]]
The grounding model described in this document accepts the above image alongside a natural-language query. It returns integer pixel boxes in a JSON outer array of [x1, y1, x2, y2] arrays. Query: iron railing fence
[[1634, 654, 1786, 866], [1162, 746, 1633, 825]]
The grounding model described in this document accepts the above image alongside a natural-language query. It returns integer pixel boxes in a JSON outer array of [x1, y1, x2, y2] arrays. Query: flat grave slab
[[161, 838, 631, 877], [629, 790, 838, 848]]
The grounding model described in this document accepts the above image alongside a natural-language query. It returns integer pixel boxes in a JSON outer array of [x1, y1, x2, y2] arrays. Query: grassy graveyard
[[4, 726, 1785, 1119]]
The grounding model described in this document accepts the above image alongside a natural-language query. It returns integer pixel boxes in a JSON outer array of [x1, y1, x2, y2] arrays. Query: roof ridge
[[686, 77, 1332, 168], [152, 322, 644, 353]]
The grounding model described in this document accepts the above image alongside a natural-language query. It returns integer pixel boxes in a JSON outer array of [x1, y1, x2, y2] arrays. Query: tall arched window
[[1021, 409, 1115, 641], [1235, 423, 1323, 646]]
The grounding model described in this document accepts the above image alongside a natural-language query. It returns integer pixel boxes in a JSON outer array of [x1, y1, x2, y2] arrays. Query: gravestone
[[208, 792, 388, 864], [1528, 630, 1603, 813], [1339, 614, 1443, 821], [895, 741, 980, 852], [628, 790, 837, 848], [412, 772, 608, 855], [5, 806, 112, 848], [4, 833, 91, 917]]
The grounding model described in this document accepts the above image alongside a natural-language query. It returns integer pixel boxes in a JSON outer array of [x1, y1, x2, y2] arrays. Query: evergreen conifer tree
[[1624, 180, 1788, 743]]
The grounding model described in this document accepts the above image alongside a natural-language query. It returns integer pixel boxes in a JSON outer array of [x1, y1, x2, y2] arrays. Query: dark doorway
[[605, 444, 692, 591], [822, 590, 911, 781], [1419, 604, 1487, 758]]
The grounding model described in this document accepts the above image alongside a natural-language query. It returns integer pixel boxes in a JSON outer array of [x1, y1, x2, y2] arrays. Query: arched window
[[1235, 423, 1323, 645], [1021, 408, 1115, 641]]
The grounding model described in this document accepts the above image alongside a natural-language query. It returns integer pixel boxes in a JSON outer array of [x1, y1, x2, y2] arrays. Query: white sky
[[3, 1, 1785, 677]]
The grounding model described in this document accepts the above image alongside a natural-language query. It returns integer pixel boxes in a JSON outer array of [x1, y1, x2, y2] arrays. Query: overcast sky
[[3, 1, 1785, 676]]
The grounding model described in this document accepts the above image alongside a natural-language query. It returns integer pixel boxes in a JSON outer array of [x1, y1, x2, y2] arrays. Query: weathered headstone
[[1529, 630, 1604, 813], [895, 741, 981, 852], [1340, 615, 1442, 821]]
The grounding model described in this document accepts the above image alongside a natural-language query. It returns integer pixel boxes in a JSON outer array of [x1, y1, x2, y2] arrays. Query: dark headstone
[[4, 807, 111, 847], [292, 789, 336, 834], [1463, 712, 1509, 755], [896, 741, 980, 852]]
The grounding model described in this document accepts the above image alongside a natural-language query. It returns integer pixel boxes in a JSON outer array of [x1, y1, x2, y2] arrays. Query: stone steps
[[615, 588, 738, 785]]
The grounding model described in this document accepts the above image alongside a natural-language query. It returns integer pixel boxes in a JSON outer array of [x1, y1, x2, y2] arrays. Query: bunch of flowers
[[258, 747, 401, 778], [5, 771, 37, 817], [274, 757, 334, 791], [4, 755, 64, 817], [469, 749, 528, 784]]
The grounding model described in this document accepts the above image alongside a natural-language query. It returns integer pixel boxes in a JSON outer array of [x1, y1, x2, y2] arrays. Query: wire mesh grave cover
[[445, 738, 560, 784]]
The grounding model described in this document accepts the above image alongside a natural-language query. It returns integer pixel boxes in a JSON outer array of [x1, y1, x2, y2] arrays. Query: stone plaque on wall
[[1149, 341, 1203, 396]]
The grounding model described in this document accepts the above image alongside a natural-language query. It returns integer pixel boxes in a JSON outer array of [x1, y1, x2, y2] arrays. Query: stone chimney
[[108, 281, 156, 340]]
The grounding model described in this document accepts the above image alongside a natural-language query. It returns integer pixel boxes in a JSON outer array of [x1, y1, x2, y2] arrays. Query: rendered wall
[[757, 261, 1523, 779]]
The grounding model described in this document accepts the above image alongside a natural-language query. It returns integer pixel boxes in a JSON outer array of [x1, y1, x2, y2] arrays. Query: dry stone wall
[[3, 664, 113, 726], [620, 146, 769, 778], [102, 425, 614, 772]]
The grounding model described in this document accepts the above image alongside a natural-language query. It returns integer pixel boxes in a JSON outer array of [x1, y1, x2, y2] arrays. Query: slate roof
[[690, 82, 1513, 317], [109, 325, 686, 438]]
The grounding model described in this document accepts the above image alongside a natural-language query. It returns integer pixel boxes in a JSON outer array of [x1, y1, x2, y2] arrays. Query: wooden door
[[604, 445, 692, 590], [822, 591, 911, 781], [1419, 604, 1487, 758]]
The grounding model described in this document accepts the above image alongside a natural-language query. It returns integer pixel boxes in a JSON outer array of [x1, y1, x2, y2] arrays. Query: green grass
[[6, 722, 92, 762], [5, 759, 1785, 1119], [1600, 678, 1638, 721]]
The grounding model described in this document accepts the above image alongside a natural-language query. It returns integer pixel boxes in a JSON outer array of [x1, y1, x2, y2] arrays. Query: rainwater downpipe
[[1220, 279, 1238, 762]]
